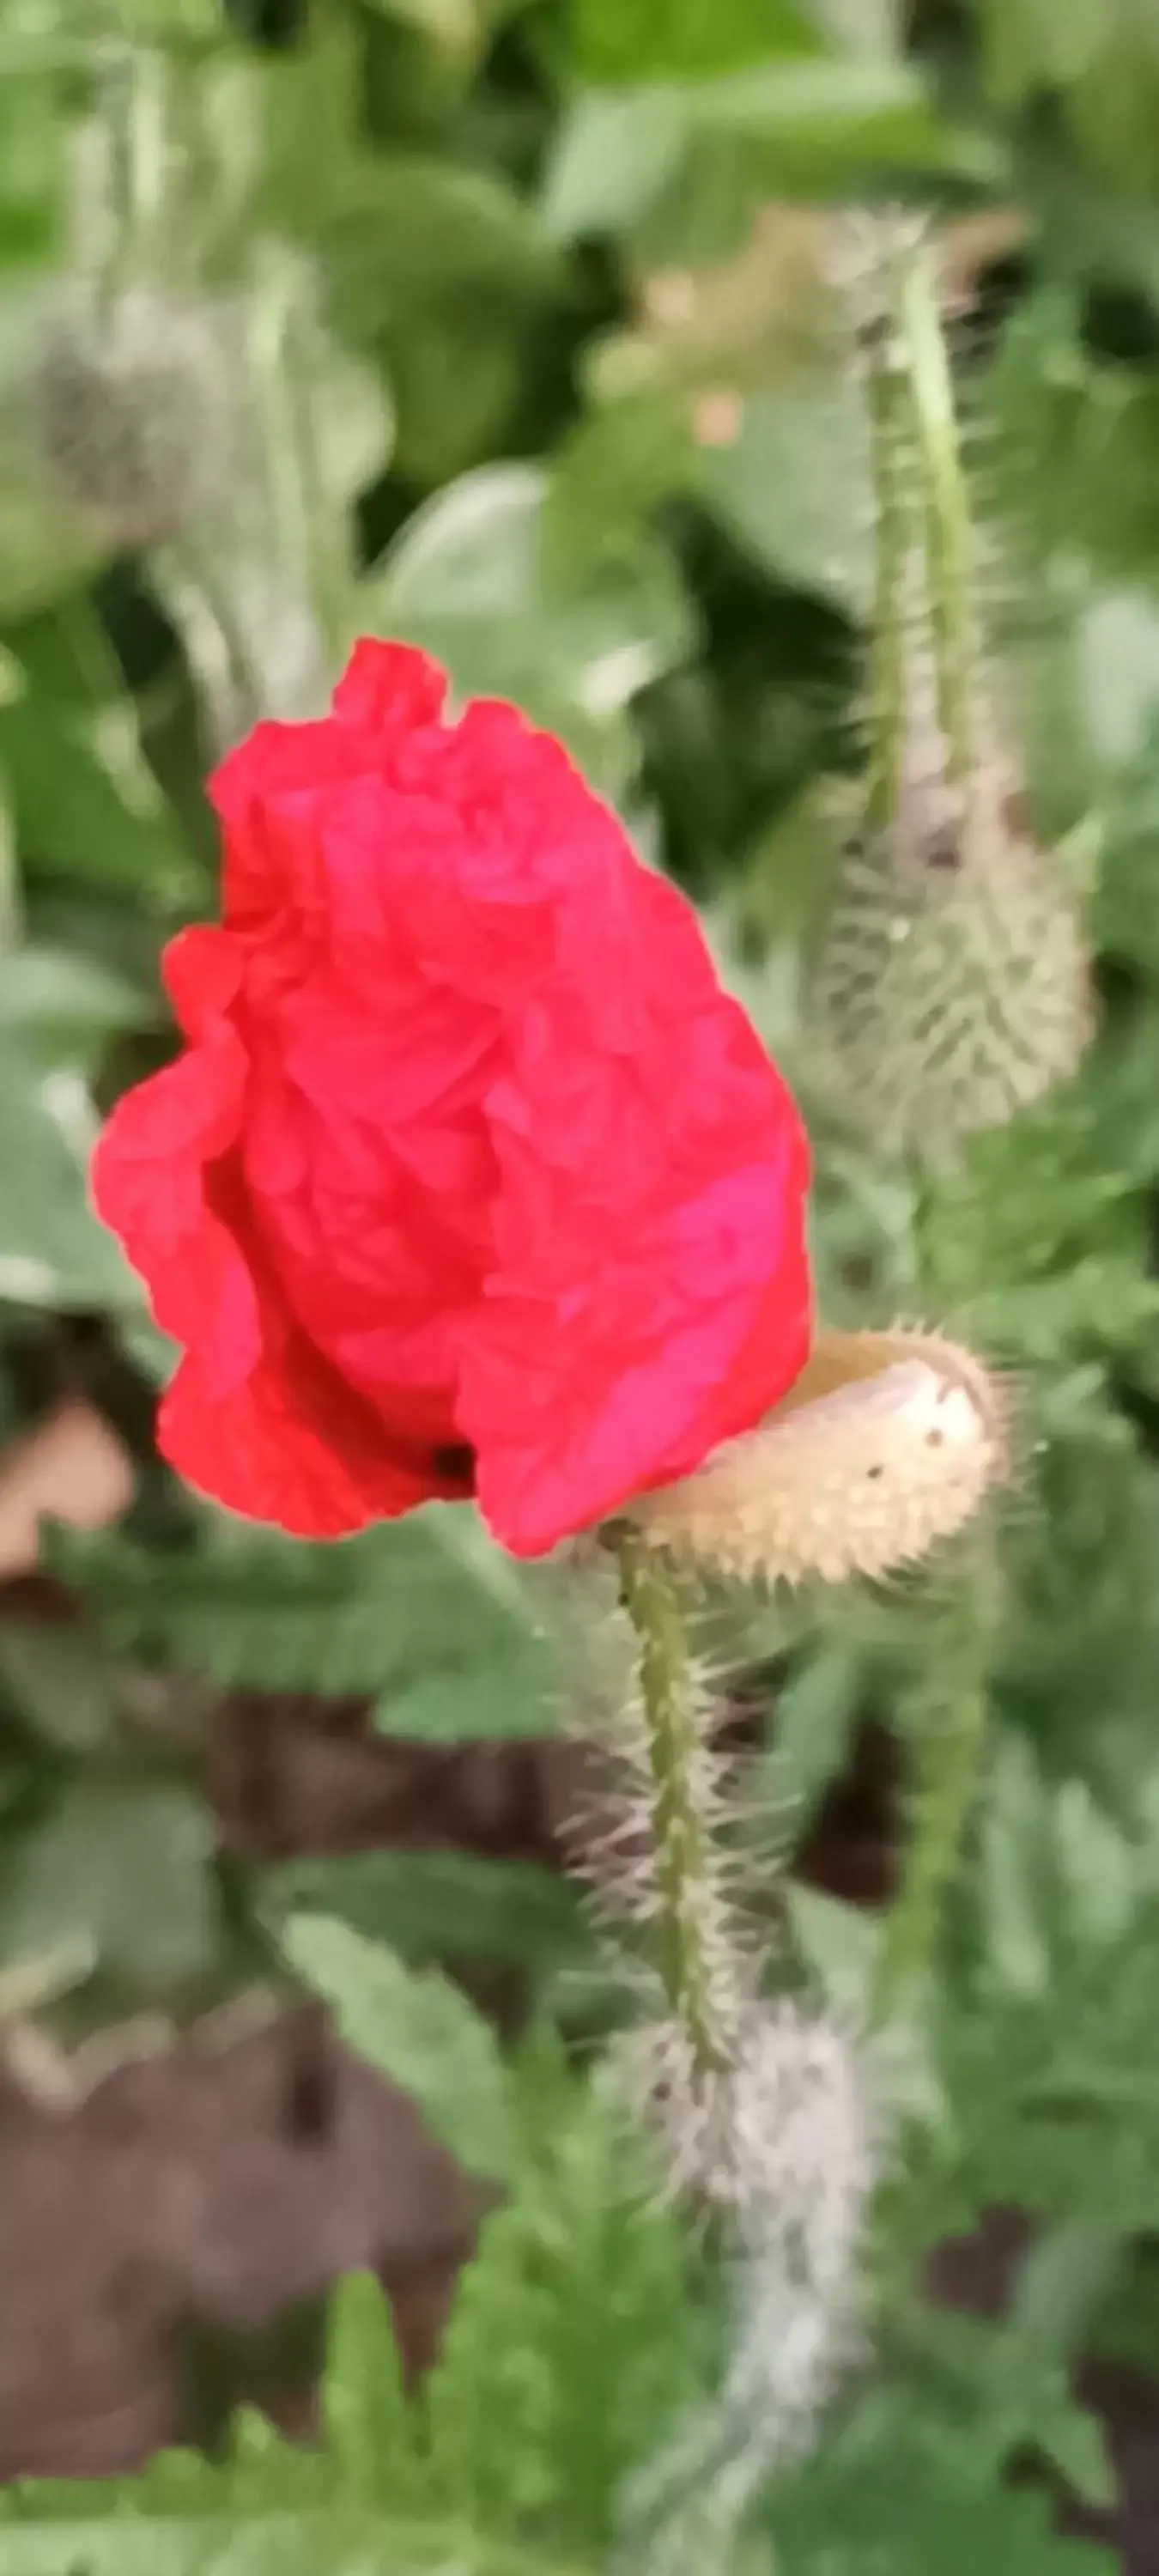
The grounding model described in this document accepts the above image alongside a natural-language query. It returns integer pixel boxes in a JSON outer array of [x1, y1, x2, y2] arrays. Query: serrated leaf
[[0, 2071, 706, 2567], [282, 1913, 516, 2181], [770, 2414, 1119, 2576], [323, 2274, 418, 2509], [261, 1849, 583, 1971], [54, 1510, 558, 1741], [0, 2466, 565, 2575], [419, 2068, 709, 2555]]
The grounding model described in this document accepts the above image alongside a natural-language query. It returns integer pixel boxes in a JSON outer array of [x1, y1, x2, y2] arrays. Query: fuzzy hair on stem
[[615, 2005, 875, 2576], [602, 1531, 745, 2085], [812, 214, 1092, 1156]]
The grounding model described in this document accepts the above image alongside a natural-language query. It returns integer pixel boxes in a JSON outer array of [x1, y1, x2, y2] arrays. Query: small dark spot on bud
[[866, 1463, 884, 1479], [925, 1428, 945, 1448]]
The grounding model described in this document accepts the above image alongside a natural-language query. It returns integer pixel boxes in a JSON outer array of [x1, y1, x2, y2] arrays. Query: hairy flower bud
[[630, 1326, 1007, 1587], [33, 289, 236, 546], [813, 727, 1091, 1154]]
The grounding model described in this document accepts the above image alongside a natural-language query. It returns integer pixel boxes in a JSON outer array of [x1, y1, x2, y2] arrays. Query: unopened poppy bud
[[630, 1326, 1007, 1586], [33, 288, 236, 546]]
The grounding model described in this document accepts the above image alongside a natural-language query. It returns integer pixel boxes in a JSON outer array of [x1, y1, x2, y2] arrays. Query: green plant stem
[[616, 1531, 731, 2079], [858, 231, 994, 2021], [872, 1543, 992, 2025], [895, 231, 977, 789], [871, 1151, 996, 2022], [865, 282, 916, 837]]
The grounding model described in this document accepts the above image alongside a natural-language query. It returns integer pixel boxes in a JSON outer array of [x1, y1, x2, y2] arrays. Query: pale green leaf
[[282, 1913, 516, 2180]]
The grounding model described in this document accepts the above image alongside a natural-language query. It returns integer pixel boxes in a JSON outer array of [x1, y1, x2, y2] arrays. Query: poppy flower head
[[93, 641, 812, 1556]]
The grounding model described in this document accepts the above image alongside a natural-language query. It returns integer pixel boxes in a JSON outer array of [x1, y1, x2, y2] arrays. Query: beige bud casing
[[630, 1327, 1006, 1586]]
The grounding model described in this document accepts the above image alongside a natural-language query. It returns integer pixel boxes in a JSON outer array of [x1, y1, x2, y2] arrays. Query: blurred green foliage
[[4, 0, 1159, 2566]]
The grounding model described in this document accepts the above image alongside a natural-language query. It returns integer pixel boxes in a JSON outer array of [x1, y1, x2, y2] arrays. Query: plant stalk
[[616, 1531, 733, 2080]]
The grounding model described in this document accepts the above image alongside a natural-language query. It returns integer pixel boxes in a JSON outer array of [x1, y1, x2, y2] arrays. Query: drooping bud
[[812, 711, 1091, 1157], [630, 1326, 1008, 1588], [32, 288, 237, 548]]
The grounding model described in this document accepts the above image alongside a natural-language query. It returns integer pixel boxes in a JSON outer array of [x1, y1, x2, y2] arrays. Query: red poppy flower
[[93, 641, 811, 1557]]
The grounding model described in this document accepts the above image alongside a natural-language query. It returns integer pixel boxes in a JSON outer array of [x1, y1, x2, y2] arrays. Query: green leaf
[[981, 0, 1159, 193], [0, 942, 153, 1042], [323, 2274, 419, 2508], [0, 613, 197, 902], [366, 461, 695, 791], [771, 2408, 1120, 2575], [787, 1882, 883, 2020], [315, 155, 554, 342], [978, 1738, 1054, 2001], [570, 0, 821, 83], [0, 1033, 137, 1309], [1011, 2224, 1128, 2353], [0, 2071, 706, 2567], [281, 1912, 516, 2181], [261, 1850, 584, 1972], [0, 2451, 567, 2575], [698, 386, 872, 612], [541, 91, 693, 239], [0, 1622, 120, 1754], [0, 1774, 217, 1990], [52, 1449, 561, 1753], [364, 0, 492, 72], [55, 1509, 557, 1740], [772, 1647, 861, 1832], [545, 393, 699, 581], [418, 2066, 709, 2555], [542, 58, 978, 240]]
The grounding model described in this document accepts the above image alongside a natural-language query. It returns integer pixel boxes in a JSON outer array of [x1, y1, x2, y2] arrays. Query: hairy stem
[[859, 242, 995, 2012], [616, 1531, 733, 2079], [894, 229, 977, 790], [865, 250, 918, 836], [872, 1552, 992, 2023]]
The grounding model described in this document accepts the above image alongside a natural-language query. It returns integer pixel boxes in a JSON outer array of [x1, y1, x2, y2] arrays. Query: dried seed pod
[[32, 288, 236, 546], [629, 1326, 1008, 1587]]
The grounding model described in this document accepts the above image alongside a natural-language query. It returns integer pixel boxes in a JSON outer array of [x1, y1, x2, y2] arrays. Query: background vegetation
[[3, 0, 1159, 2567]]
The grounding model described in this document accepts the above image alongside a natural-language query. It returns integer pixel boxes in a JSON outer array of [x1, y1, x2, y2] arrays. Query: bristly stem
[[865, 252, 916, 838], [616, 1531, 733, 2079], [893, 228, 977, 791], [872, 1536, 995, 2025], [860, 238, 994, 2019]]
